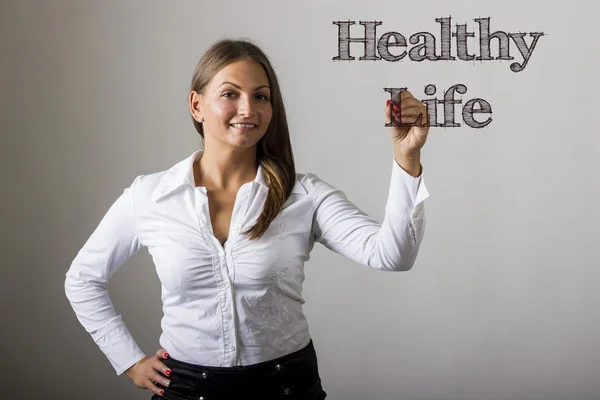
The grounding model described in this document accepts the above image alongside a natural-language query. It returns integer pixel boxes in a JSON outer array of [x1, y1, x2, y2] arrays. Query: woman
[[65, 38, 430, 399]]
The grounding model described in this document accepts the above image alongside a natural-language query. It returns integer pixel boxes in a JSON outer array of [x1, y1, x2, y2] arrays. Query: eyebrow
[[218, 82, 270, 91]]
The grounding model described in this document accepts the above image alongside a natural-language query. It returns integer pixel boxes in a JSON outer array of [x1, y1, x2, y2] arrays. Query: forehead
[[210, 60, 270, 89]]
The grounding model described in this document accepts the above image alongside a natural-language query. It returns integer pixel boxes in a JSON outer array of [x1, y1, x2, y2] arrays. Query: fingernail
[[165, 369, 171, 376], [160, 390, 165, 395], [164, 352, 169, 358], [386, 100, 390, 107], [164, 379, 171, 387]]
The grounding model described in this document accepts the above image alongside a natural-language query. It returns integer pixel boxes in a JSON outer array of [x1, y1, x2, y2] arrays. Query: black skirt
[[152, 340, 327, 400]]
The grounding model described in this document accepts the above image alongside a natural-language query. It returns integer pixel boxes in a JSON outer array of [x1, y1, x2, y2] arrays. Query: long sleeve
[[310, 158, 430, 271], [64, 176, 146, 375]]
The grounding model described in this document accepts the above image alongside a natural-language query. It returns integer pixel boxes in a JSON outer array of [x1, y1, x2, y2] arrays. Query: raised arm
[[309, 158, 429, 271], [311, 89, 431, 271]]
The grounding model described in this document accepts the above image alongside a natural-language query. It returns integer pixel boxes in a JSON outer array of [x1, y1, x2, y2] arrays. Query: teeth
[[231, 123, 255, 128]]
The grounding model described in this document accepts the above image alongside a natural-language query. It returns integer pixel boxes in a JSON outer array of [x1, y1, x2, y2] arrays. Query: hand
[[125, 349, 172, 397], [384, 90, 430, 156]]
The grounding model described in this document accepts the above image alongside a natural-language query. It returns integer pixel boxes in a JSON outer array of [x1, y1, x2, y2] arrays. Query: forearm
[[65, 274, 146, 374]]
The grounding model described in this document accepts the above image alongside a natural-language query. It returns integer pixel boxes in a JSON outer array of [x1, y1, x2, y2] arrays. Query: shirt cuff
[[94, 315, 147, 375], [386, 157, 430, 219]]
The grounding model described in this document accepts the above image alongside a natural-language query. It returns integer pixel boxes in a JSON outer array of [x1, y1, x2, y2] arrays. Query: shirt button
[[283, 388, 291, 395], [201, 372, 208, 379], [275, 364, 283, 371], [228, 313, 233, 320], [232, 227, 239, 232], [231, 345, 236, 351]]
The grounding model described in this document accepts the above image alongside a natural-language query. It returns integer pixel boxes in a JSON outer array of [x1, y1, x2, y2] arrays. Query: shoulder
[[295, 171, 342, 198], [128, 151, 198, 203], [126, 169, 169, 205]]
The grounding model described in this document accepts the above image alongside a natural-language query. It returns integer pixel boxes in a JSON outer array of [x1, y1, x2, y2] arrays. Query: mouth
[[230, 123, 258, 131]]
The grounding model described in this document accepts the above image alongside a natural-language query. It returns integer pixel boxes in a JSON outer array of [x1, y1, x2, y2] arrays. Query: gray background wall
[[3, 1, 599, 399]]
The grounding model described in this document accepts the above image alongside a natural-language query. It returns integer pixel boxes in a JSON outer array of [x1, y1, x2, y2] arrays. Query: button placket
[[198, 198, 233, 367], [220, 244, 238, 364], [224, 274, 237, 362]]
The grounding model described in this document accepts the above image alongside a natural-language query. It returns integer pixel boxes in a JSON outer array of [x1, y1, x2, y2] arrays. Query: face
[[191, 60, 273, 151]]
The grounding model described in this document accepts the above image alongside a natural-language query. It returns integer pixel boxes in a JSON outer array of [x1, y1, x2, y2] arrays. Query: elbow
[[380, 247, 419, 272], [378, 216, 425, 272], [399, 259, 416, 272], [64, 268, 105, 304], [64, 272, 79, 303], [398, 246, 420, 271], [389, 258, 416, 272], [375, 255, 417, 272]]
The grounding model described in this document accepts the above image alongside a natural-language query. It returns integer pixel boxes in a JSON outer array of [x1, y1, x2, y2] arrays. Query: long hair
[[190, 38, 296, 241]]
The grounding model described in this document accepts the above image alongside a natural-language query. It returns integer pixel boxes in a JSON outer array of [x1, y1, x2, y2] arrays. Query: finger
[[391, 105, 422, 125], [151, 371, 172, 389], [393, 99, 423, 112], [400, 90, 414, 101], [386, 99, 421, 126], [393, 108, 429, 122], [152, 358, 172, 378], [384, 100, 393, 125], [394, 112, 428, 126], [400, 100, 425, 110], [390, 90, 414, 105], [156, 349, 169, 360], [392, 99, 427, 111], [145, 378, 167, 397], [393, 105, 423, 115]]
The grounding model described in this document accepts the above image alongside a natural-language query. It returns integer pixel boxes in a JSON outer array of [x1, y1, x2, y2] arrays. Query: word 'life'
[[386, 84, 492, 128]]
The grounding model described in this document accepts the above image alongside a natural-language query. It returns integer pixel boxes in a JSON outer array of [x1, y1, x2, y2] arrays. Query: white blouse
[[65, 150, 430, 375]]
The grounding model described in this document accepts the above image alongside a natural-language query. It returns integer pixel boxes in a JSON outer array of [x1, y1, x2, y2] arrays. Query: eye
[[256, 94, 270, 101], [222, 92, 237, 98]]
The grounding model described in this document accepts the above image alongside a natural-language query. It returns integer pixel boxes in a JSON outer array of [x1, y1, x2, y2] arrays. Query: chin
[[228, 136, 262, 149], [229, 129, 266, 143]]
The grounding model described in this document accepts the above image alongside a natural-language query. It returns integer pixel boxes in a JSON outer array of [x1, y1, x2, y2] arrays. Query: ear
[[189, 90, 203, 122]]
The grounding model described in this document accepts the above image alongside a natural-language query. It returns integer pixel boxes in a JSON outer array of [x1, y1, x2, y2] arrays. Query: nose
[[237, 95, 256, 117]]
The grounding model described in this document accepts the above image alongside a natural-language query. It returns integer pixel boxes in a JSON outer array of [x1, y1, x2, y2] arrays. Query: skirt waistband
[[164, 340, 317, 376], [154, 340, 326, 399]]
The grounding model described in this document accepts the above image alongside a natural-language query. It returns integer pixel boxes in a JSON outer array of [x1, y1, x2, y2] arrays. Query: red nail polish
[[386, 100, 390, 106], [164, 352, 169, 358], [160, 390, 165, 395], [166, 369, 171, 376]]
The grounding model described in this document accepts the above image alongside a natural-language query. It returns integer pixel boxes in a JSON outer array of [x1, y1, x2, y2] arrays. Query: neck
[[195, 146, 258, 192]]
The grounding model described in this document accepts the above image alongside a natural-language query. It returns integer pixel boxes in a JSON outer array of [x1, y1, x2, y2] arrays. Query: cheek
[[209, 102, 236, 121], [261, 107, 273, 125]]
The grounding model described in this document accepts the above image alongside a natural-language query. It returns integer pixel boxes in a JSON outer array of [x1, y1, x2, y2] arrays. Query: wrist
[[394, 146, 420, 159], [125, 357, 144, 376], [394, 151, 422, 177]]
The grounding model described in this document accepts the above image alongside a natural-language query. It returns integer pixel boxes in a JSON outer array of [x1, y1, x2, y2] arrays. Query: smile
[[230, 123, 257, 129]]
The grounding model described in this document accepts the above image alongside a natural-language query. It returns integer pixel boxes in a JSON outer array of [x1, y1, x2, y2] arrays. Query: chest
[[137, 184, 314, 294], [207, 190, 237, 246]]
